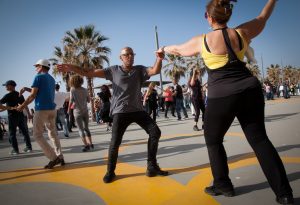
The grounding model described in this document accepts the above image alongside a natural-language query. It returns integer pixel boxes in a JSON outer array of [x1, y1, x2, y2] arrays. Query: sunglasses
[[204, 12, 208, 19], [121, 53, 136, 57]]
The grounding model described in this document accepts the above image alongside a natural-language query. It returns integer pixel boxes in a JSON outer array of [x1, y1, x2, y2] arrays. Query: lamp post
[[261, 54, 265, 82], [155, 26, 163, 92]]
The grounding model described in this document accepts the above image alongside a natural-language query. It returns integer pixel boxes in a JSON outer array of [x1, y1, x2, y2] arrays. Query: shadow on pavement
[[265, 112, 299, 122], [235, 171, 300, 196]]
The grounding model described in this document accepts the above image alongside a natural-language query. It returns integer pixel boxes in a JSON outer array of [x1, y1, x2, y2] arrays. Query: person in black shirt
[[143, 82, 158, 122], [0, 80, 32, 155], [97, 85, 113, 131], [157, 1, 293, 204], [173, 79, 188, 120], [189, 69, 205, 131]]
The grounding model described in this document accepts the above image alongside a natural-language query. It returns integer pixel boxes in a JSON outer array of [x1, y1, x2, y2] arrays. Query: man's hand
[[57, 64, 72, 73], [16, 104, 25, 112], [19, 87, 26, 97], [155, 47, 165, 60]]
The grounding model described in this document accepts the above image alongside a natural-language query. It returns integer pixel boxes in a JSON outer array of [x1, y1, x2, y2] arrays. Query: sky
[[1, 0, 300, 107]]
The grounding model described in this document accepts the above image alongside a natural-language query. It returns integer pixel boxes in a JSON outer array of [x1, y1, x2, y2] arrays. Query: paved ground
[[0, 97, 299, 205]]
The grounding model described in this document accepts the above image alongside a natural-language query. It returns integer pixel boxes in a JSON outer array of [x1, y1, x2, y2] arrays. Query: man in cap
[[17, 59, 64, 168], [58, 47, 168, 183], [1, 80, 33, 155]]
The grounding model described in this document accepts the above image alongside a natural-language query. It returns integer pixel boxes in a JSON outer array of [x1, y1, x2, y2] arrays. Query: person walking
[[163, 86, 174, 118], [143, 82, 159, 122], [173, 79, 188, 120], [17, 59, 64, 169], [57, 47, 168, 183], [157, 0, 294, 204], [1, 80, 33, 155], [54, 83, 70, 138], [189, 69, 206, 131], [68, 75, 94, 152], [97, 85, 113, 131]]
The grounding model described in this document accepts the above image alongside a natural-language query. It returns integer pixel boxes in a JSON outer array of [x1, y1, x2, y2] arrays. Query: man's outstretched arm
[[57, 64, 106, 78], [147, 51, 164, 77]]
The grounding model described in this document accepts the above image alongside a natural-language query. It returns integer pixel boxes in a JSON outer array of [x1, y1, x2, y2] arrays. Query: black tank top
[[205, 28, 260, 98]]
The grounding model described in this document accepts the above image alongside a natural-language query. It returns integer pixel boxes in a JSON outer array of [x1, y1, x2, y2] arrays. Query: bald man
[[58, 47, 168, 183]]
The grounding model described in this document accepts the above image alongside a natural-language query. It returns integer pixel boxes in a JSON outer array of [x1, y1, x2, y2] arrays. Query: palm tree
[[50, 46, 77, 91], [245, 61, 261, 80], [59, 25, 110, 121], [163, 54, 187, 81], [282, 65, 294, 83], [267, 64, 281, 85], [185, 55, 206, 81]]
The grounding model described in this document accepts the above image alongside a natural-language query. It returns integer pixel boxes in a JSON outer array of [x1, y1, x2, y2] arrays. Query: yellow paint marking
[[0, 130, 299, 205], [0, 156, 299, 205]]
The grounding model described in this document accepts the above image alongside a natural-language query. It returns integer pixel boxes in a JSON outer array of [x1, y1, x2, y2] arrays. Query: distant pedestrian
[[173, 79, 188, 120], [143, 82, 158, 122], [54, 83, 70, 138], [163, 86, 174, 118], [97, 85, 112, 131], [189, 69, 205, 131]]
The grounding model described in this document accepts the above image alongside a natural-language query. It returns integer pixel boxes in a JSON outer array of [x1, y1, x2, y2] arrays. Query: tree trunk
[[87, 77, 96, 122]]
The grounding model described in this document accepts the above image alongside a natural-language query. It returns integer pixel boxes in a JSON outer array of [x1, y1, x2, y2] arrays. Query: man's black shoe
[[204, 186, 235, 197], [103, 172, 116, 183], [82, 145, 90, 152], [44, 157, 62, 169], [146, 163, 169, 177], [60, 158, 66, 166], [276, 195, 294, 204]]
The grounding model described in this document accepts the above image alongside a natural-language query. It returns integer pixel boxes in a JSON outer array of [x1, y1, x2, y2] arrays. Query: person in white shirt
[[54, 84, 69, 138]]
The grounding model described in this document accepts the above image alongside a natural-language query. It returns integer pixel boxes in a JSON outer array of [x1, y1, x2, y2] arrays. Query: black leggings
[[191, 97, 205, 123], [148, 104, 157, 122], [164, 101, 174, 117], [204, 87, 292, 197], [107, 111, 161, 172]]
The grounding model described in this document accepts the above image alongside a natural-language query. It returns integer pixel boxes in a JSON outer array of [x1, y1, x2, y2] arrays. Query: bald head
[[120, 47, 134, 55]]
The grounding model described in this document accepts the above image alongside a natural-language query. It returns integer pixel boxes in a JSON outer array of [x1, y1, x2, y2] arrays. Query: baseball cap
[[34, 59, 51, 68], [2, 80, 17, 87]]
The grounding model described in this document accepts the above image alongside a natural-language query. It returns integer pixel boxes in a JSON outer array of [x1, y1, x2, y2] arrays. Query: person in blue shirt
[[17, 59, 65, 169]]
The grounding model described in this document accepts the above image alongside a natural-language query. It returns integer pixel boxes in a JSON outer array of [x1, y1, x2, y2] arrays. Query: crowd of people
[[0, 0, 295, 204], [264, 80, 300, 100]]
